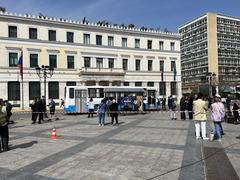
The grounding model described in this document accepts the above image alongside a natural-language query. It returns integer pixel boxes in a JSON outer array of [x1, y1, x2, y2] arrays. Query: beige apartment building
[[0, 11, 181, 109], [179, 12, 240, 95]]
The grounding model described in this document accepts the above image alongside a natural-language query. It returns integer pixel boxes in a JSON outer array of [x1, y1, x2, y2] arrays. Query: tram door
[[75, 89, 87, 113], [148, 90, 156, 109]]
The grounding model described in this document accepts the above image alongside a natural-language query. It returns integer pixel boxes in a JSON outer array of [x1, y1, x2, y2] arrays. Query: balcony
[[79, 67, 125, 76]]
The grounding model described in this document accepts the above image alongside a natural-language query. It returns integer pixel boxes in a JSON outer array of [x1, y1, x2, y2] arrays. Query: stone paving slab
[[37, 143, 183, 180]]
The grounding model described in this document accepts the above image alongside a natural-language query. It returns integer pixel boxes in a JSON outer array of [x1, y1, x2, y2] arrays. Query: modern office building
[[0, 11, 181, 109], [179, 12, 240, 94]]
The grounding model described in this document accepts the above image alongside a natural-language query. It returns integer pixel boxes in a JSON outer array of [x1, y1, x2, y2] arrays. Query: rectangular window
[[123, 82, 129, 86], [48, 82, 59, 99], [67, 55, 74, 69], [8, 26, 17, 38], [136, 59, 141, 71], [171, 61, 175, 71], [147, 82, 154, 87], [96, 35, 102, 45], [66, 81, 76, 86], [30, 54, 38, 68], [160, 60, 164, 71], [69, 88, 74, 98], [8, 82, 20, 100], [171, 82, 177, 95], [122, 59, 128, 71], [135, 82, 142, 87], [67, 32, 74, 43], [122, 38, 127, 47], [29, 28, 37, 39], [83, 34, 90, 45], [170, 42, 175, 51], [108, 58, 114, 68], [147, 40, 152, 49], [49, 55, 57, 68], [96, 58, 103, 68], [148, 60, 153, 71], [48, 30, 56, 41], [135, 39, 140, 48], [108, 36, 114, 46], [159, 41, 164, 50], [84, 57, 91, 67], [9, 52, 18, 67], [29, 82, 40, 100], [159, 82, 166, 95]]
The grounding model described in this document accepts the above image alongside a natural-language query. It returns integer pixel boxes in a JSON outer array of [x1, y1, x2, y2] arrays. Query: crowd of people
[[178, 93, 239, 142]]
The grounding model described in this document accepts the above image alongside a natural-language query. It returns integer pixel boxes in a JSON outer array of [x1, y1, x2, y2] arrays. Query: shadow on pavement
[[10, 141, 38, 150]]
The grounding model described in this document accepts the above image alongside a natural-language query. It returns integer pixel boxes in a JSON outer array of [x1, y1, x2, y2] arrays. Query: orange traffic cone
[[51, 127, 58, 139]]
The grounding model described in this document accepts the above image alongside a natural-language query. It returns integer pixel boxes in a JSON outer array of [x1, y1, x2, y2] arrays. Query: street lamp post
[[35, 65, 54, 106]]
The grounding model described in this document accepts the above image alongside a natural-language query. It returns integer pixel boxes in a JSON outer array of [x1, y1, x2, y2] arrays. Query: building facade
[[0, 12, 181, 109], [179, 12, 240, 94]]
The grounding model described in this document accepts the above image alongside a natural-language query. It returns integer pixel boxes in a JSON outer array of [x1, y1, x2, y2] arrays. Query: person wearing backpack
[[0, 99, 9, 152], [48, 98, 56, 119]]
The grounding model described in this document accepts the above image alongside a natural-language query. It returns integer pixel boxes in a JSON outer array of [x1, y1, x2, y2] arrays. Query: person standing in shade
[[5, 100, 13, 124], [0, 99, 9, 152], [168, 95, 176, 120], [109, 99, 119, 125], [233, 101, 239, 123], [162, 96, 166, 110], [41, 96, 48, 119], [30, 97, 38, 124], [187, 96, 194, 120], [180, 96, 186, 120], [210, 94, 225, 141], [98, 99, 107, 126], [36, 98, 44, 124], [193, 93, 209, 140]]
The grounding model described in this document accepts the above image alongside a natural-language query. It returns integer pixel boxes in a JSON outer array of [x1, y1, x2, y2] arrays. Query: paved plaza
[[0, 112, 240, 180]]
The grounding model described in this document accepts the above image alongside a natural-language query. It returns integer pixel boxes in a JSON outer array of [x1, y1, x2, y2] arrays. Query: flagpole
[[21, 78, 24, 110]]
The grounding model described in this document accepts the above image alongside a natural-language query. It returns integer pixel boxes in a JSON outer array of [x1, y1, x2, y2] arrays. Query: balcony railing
[[79, 67, 125, 75]]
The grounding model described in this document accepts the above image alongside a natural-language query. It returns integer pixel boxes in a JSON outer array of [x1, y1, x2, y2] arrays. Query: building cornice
[[0, 11, 181, 39], [0, 37, 181, 53]]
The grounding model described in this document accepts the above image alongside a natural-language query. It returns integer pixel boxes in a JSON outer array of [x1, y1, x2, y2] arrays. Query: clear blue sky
[[1, 0, 240, 32]]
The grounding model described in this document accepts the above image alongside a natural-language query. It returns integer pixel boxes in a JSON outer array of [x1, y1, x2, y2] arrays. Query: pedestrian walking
[[87, 98, 94, 118], [180, 96, 186, 120], [109, 99, 119, 125], [30, 97, 38, 124], [168, 95, 176, 120], [48, 98, 56, 118], [187, 96, 194, 120], [60, 98, 64, 108], [0, 99, 9, 152], [98, 99, 107, 126], [210, 94, 225, 141], [193, 93, 209, 140]]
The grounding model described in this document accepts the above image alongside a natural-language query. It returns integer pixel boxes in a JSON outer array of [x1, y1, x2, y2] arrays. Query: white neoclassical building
[[0, 11, 181, 109]]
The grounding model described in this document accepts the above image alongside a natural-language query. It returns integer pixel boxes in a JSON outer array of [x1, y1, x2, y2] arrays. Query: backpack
[[0, 105, 7, 126]]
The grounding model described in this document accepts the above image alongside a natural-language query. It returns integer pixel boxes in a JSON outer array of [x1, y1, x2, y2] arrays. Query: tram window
[[99, 88, 104, 98], [69, 88, 74, 98], [64, 87, 66, 98], [89, 89, 96, 98]]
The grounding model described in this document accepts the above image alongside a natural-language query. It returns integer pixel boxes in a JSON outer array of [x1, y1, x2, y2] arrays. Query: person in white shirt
[[88, 98, 94, 118]]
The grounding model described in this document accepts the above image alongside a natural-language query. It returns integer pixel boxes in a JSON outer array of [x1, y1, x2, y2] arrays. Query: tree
[[128, 24, 135, 28], [0, 6, 6, 12]]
